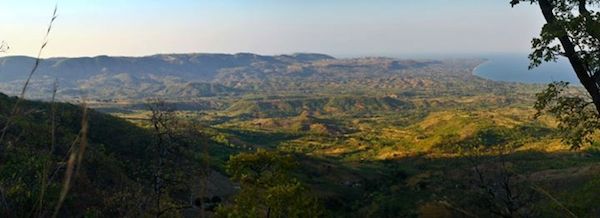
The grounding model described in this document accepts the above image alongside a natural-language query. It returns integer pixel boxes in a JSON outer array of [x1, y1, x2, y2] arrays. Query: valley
[[1, 53, 599, 217]]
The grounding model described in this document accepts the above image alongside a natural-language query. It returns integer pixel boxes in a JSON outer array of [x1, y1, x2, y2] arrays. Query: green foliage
[[0, 94, 217, 217], [534, 82, 600, 149], [0, 148, 60, 217], [216, 149, 324, 218], [1, 95, 151, 216]]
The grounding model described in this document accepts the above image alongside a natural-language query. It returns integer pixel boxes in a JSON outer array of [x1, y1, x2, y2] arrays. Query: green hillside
[[0, 93, 239, 217]]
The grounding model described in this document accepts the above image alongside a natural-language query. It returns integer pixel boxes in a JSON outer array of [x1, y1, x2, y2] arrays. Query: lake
[[473, 54, 578, 84]]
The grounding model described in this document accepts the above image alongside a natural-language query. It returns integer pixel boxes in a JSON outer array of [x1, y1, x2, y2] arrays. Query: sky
[[0, 0, 546, 58]]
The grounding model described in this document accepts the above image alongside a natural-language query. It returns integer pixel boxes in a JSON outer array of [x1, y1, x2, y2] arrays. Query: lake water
[[473, 54, 578, 84]]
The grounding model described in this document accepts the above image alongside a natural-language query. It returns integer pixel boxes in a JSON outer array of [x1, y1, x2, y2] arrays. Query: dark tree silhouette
[[147, 99, 203, 217], [511, 0, 600, 114]]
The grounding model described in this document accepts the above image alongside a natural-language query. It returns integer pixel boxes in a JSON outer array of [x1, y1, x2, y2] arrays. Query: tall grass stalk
[[33, 80, 59, 217], [0, 4, 58, 149], [52, 103, 88, 218]]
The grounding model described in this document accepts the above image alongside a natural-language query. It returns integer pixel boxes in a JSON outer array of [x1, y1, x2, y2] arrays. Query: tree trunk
[[538, 0, 600, 114]]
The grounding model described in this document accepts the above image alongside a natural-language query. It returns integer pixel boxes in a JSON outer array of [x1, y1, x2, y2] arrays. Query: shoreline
[[471, 59, 492, 80]]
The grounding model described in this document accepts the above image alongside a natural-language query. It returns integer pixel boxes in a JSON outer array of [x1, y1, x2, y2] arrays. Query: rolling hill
[[0, 53, 500, 101]]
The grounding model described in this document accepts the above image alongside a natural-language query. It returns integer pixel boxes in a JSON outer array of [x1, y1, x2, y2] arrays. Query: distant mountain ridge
[[0, 52, 484, 101], [0, 53, 335, 82]]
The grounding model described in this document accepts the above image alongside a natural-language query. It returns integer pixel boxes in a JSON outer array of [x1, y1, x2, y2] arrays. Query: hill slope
[[0, 53, 499, 101], [0, 93, 236, 216]]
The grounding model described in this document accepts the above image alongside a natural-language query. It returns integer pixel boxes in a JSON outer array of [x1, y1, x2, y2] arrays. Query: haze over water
[[473, 54, 578, 84]]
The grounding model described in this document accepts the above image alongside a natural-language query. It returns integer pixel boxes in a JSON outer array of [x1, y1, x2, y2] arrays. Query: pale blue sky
[[0, 0, 545, 58]]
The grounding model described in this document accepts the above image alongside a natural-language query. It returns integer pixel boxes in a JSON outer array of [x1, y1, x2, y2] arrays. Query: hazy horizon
[[0, 51, 537, 60], [2, 0, 545, 58]]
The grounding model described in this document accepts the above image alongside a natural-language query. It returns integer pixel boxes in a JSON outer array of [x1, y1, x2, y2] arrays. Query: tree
[[512, 0, 600, 148], [534, 81, 600, 148], [215, 149, 324, 218], [146, 99, 206, 217], [511, 0, 600, 113], [466, 153, 539, 217]]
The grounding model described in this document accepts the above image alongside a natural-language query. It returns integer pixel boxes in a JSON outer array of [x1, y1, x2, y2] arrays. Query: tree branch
[[538, 0, 600, 114]]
